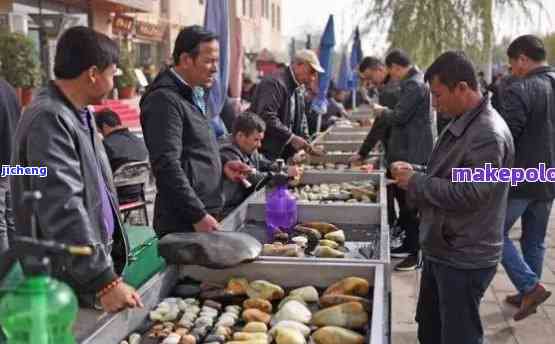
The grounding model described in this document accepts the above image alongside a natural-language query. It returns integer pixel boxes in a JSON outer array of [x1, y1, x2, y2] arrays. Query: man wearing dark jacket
[[220, 112, 300, 208], [371, 49, 436, 271], [10, 26, 141, 312], [499, 35, 554, 320], [350, 56, 401, 230], [95, 109, 149, 203], [251, 49, 324, 160], [140, 26, 250, 236], [0, 78, 20, 253], [393, 51, 514, 344]]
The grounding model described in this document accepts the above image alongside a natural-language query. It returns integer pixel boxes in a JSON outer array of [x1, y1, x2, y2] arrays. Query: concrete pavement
[[391, 217, 555, 343]]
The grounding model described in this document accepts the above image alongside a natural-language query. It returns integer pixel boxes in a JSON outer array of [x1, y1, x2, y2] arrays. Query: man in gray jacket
[[392, 51, 514, 344], [11, 26, 141, 313]]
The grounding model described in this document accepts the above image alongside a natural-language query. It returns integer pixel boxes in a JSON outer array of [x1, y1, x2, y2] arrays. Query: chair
[[112, 161, 151, 225]]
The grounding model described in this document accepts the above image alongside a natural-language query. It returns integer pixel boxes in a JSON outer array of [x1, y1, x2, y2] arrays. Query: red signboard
[[112, 14, 134, 35]]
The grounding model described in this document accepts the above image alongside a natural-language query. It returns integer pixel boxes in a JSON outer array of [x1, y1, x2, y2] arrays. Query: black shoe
[[391, 246, 411, 258], [395, 254, 420, 271]]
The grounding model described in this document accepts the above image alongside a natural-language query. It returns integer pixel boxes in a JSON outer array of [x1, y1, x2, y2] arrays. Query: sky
[[282, 0, 555, 55]]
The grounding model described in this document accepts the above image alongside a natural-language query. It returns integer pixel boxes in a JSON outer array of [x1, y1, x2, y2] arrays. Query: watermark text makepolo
[[452, 163, 555, 186], [1, 165, 48, 178]]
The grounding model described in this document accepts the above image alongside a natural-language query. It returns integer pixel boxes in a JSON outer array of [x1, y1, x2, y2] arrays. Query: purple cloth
[[79, 109, 115, 238]]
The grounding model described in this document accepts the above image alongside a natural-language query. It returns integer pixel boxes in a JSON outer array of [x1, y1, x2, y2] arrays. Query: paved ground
[[392, 215, 555, 344]]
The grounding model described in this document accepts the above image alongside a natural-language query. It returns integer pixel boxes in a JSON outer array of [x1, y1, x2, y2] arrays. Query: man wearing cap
[[251, 49, 324, 160]]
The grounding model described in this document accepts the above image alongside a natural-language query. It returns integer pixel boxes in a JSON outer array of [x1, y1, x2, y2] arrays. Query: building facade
[[0, 0, 285, 82]]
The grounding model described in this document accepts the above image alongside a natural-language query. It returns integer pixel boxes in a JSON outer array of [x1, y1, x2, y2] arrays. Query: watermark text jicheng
[[1, 165, 48, 178], [452, 163, 555, 186]]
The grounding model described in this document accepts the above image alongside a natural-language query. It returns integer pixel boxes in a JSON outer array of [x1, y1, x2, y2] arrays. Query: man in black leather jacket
[[140, 26, 250, 236], [10, 27, 142, 312], [392, 51, 514, 344], [499, 35, 554, 320], [371, 50, 436, 271]]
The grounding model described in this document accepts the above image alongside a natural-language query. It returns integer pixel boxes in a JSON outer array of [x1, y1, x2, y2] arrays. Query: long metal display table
[[78, 262, 390, 344]]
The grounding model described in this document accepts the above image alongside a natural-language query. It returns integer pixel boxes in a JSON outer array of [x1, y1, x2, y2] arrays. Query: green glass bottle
[[0, 259, 78, 344]]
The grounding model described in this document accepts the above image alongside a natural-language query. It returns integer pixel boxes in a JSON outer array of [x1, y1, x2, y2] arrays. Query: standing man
[[251, 49, 324, 160], [500, 35, 554, 320], [371, 49, 435, 271], [350, 56, 401, 232], [11, 26, 142, 312], [0, 78, 20, 253], [140, 26, 250, 237], [393, 51, 514, 344]]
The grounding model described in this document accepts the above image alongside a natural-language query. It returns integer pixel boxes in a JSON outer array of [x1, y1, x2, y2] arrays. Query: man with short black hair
[[140, 25, 250, 236], [393, 50, 514, 344], [220, 112, 300, 208], [11, 26, 142, 312], [0, 78, 20, 253], [371, 49, 435, 271], [95, 109, 148, 203], [251, 49, 325, 160], [351, 56, 401, 231], [500, 34, 554, 320]]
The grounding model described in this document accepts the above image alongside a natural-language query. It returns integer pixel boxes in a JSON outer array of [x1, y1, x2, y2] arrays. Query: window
[[277, 5, 281, 31], [271, 3, 275, 28], [260, 0, 264, 17], [242, 0, 247, 16], [265, 0, 269, 18], [160, 0, 169, 15], [249, 0, 254, 18], [199, 0, 204, 4]]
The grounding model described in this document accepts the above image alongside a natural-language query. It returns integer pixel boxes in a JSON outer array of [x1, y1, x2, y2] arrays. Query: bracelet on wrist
[[97, 277, 123, 298]]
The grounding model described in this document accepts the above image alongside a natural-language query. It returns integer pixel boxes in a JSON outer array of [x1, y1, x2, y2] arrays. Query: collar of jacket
[[286, 67, 302, 91], [47, 81, 85, 121], [448, 96, 489, 137], [104, 127, 129, 138], [166, 68, 195, 103], [223, 140, 251, 161], [525, 65, 555, 78], [402, 66, 420, 81]]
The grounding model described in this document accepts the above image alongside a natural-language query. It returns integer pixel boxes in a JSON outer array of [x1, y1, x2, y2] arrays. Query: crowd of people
[[0, 22, 554, 344]]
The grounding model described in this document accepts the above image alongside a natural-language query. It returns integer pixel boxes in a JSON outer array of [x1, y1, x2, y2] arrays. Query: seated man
[[95, 109, 149, 203], [221, 112, 299, 208]]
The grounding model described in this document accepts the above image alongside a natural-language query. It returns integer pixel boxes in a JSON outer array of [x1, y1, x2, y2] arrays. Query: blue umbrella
[[204, 0, 230, 137], [350, 26, 363, 109], [311, 15, 335, 133], [336, 49, 352, 91]]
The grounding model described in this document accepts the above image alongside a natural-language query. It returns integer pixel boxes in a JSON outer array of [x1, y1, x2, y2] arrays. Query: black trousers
[[416, 258, 497, 344], [393, 186, 420, 253]]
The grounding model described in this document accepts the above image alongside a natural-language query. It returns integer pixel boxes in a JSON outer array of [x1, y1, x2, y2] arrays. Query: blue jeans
[[501, 197, 553, 294]]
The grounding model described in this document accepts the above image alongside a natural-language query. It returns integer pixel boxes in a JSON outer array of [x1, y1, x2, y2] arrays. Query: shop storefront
[[134, 19, 166, 71]]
